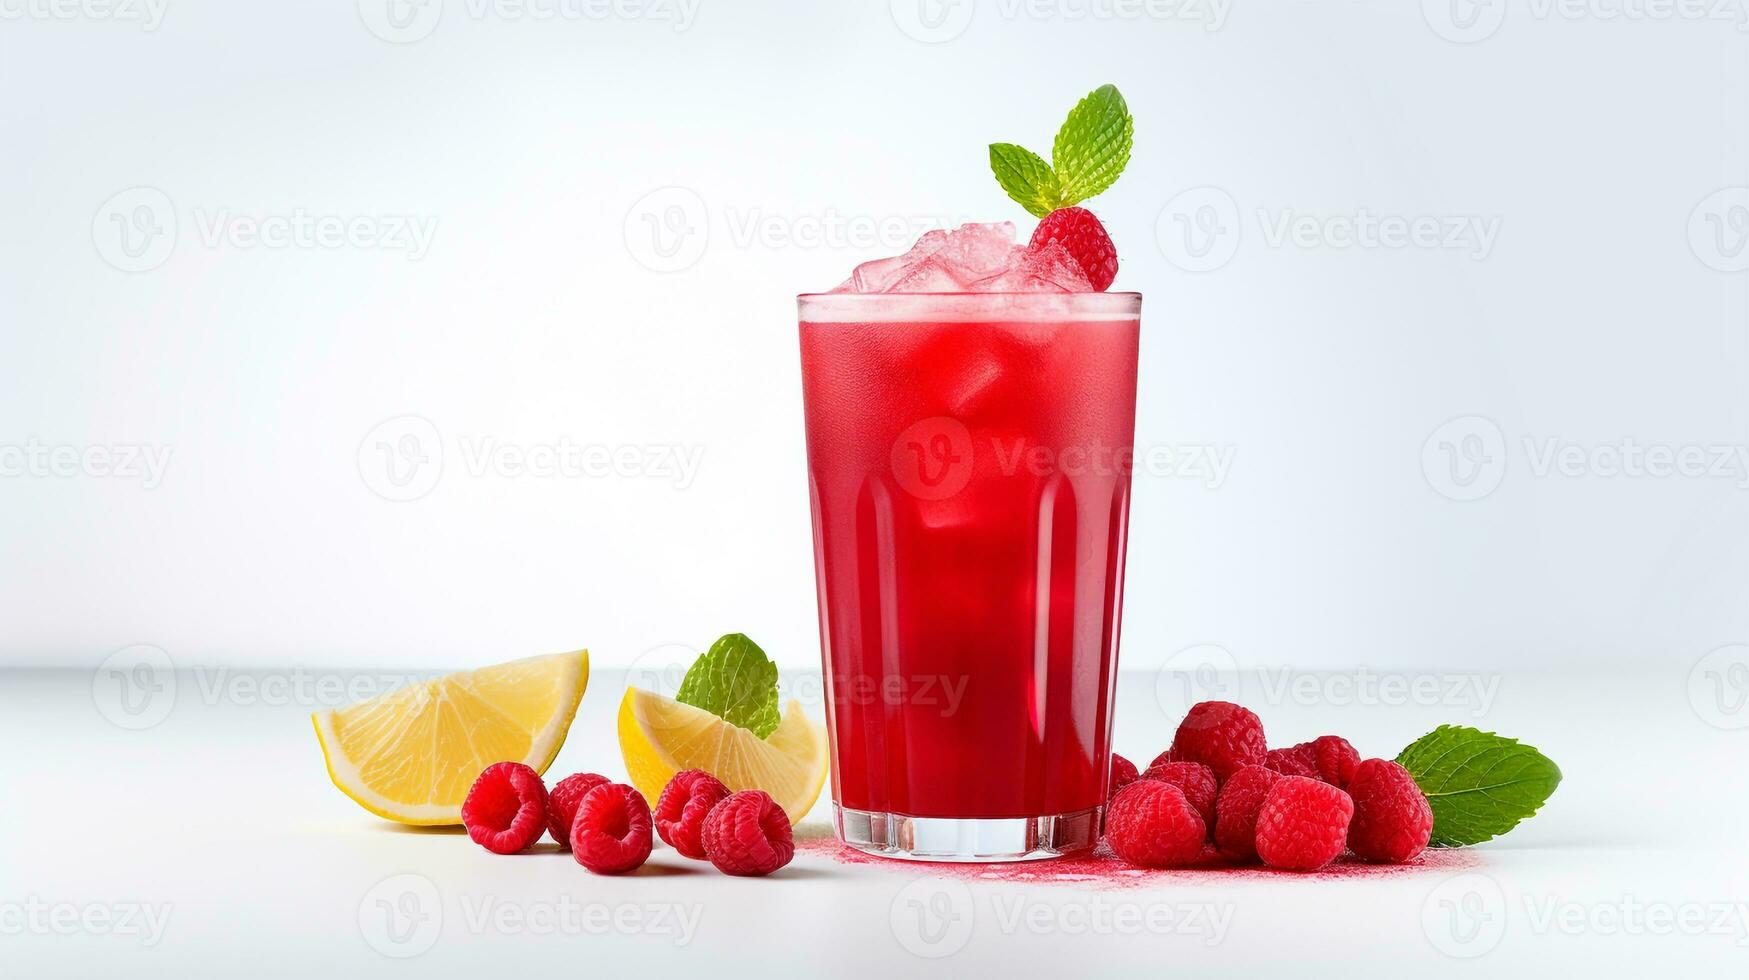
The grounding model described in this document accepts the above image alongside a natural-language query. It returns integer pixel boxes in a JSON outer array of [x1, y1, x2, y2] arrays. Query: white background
[[3, 4, 1749, 976], [3, 1, 1744, 676]]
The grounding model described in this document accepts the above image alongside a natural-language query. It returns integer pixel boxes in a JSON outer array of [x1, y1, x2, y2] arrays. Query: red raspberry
[[1148, 747, 1178, 770], [1346, 759, 1434, 863], [653, 769, 731, 860], [1029, 206, 1118, 291], [1297, 735, 1361, 789], [461, 762, 549, 855], [545, 772, 610, 848], [569, 783, 653, 875], [1170, 701, 1266, 782], [1212, 764, 1281, 862], [701, 790, 794, 877], [1140, 760, 1217, 828], [1263, 747, 1318, 779], [1108, 753, 1139, 800], [1104, 780, 1206, 867], [1255, 776, 1354, 872]]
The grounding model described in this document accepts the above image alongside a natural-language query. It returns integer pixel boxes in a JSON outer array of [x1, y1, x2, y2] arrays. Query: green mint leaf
[[1051, 84, 1133, 206], [676, 633, 781, 739], [1396, 725, 1562, 847], [988, 142, 1064, 218]]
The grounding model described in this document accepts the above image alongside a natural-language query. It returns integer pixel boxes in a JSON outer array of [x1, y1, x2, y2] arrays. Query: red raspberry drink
[[798, 221, 1140, 860]]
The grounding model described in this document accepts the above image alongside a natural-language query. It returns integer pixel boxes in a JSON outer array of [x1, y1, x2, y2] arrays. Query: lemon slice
[[617, 687, 828, 823], [313, 650, 588, 824]]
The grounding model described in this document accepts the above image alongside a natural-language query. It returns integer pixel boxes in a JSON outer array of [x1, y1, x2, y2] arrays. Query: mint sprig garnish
[[989, 84, 1133, 218], [1396, 725, 1562, 847], [676, 633, 781, 739], [989, 144, 1063, 219], [1052, 85, 1134, 203]]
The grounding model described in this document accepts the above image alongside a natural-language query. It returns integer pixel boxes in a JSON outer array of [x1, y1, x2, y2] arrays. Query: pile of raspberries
[[1105, 701, 1433, 871], [459, 763, 793, 877]]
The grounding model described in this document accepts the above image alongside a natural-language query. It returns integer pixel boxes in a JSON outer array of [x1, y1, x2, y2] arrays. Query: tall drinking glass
[[798, 291, 1141, 861]]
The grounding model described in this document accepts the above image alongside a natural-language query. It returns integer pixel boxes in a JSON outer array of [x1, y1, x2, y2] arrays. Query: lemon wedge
[[617, 686, 828, 823], [313, 650, 588, 824]]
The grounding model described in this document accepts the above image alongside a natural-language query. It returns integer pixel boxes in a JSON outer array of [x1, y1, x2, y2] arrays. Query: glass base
[[834, 803, 1102, 863]]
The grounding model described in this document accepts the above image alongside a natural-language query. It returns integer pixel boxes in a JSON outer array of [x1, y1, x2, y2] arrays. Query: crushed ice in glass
[[833, 222, 1092, 294]]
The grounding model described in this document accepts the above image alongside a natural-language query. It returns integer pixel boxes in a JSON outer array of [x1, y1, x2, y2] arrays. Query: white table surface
[[6, 664, 1746, 976]]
